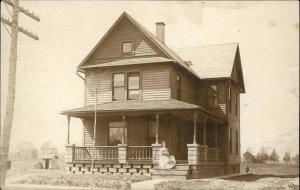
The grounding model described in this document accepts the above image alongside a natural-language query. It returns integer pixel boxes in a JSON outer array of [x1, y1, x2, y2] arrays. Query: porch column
[[155, 114, 159, 144], [215, 122, 219, 162], [122, 115, 126, 144], [203, 116, 208, 163], [67, 115, 70, 145], [193, 112, 197, 144]]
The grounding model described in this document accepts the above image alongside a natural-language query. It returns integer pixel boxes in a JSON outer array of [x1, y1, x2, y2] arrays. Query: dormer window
[[121, 41, 134, 54]]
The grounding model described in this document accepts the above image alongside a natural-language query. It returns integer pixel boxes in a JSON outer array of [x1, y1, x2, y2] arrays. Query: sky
[[1, 1, 299, 158]]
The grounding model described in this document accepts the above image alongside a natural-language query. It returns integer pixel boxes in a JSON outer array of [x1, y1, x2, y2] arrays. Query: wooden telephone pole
[[0, 0, 39, 189]]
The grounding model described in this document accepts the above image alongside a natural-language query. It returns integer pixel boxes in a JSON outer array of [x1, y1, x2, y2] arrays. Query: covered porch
[[61, 99, 227, 172]]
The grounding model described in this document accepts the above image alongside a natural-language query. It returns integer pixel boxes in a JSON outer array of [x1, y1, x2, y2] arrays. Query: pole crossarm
[[3, 0, 40, 21], [1, 16, 39, 40]]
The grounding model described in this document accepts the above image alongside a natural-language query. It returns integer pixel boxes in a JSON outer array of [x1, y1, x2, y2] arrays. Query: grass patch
[[13, 173, 150, 190]]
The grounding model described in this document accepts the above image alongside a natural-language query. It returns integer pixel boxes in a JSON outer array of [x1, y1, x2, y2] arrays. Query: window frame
[[108, 121, 127, 146], [235, 130, 239, 155], [235, 92, 238, 116], [127, 72, 141, 100], [147, 116, 156, 145], [228, 87, 232, 113], [121, 40, 134, 55], [112, 72, 126, 101], [176, 73, 181, 100], [206, 84, 218, 109]]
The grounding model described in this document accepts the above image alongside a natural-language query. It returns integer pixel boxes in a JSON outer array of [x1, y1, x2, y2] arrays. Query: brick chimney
[[156, 22, 165, 44]]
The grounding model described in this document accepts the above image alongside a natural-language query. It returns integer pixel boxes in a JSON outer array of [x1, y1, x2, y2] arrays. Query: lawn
[[154, 163, 299, 190]]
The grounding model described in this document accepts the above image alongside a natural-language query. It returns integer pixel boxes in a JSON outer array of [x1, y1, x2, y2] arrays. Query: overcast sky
[[1, 1, 299, 157]]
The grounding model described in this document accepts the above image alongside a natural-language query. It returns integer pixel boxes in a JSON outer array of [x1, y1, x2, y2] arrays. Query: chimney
[[156, 22, 165, 44]]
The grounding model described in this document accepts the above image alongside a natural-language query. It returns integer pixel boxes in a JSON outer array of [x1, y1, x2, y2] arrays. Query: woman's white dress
[[159, 147, 176, 169]]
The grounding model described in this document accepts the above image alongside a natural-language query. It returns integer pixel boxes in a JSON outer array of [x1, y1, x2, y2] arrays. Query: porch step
[[151, 165, 190, 180]]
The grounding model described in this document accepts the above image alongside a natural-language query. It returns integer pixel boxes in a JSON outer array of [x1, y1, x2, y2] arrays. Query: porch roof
[[61, 99, 226, 124]]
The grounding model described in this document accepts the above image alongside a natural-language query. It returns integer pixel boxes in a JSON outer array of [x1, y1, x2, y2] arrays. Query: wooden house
[[40, 142, 59, 169], [61, 12, 245, 179]]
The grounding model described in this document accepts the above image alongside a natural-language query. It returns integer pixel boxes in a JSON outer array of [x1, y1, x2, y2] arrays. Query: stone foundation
[[65, 162, 154, 176]]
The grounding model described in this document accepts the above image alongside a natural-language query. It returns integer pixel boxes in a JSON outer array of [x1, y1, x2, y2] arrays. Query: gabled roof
[[174, 43, 238, 79], [40, 141, 56, 149], [77, 12, 198, 76], [174, 43, 245, 93]]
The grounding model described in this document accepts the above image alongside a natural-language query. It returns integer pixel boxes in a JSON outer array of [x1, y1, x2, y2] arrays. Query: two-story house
[[61, 12, 245, 179]]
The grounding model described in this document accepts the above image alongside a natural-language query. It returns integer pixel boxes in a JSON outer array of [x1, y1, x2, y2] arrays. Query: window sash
[[109, 121, 127, 146], [122, 41, 133, 54], [207, 85, 218, 108]]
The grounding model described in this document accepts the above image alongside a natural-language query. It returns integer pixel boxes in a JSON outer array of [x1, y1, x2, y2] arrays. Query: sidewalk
[[6, 183, 111, 190]]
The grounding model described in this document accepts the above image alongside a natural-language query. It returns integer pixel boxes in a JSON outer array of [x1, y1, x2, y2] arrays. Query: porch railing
[[74, 146, 118, 160], [128, 146, 152, 160]]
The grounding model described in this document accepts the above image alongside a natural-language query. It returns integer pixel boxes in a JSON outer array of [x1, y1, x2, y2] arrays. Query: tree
[[256, 146, 269, 163], [292, 154, 299, 165], [283, 152, 291, 164], [269, 148, 279, 164]]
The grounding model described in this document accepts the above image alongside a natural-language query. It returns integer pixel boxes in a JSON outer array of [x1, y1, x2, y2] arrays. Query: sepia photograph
[[1, 1, 299, 190]]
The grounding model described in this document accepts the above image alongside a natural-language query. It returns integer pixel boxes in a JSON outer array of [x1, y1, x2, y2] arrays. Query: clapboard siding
[[83, 118, 108, 146], [85, 17, 162, 66], [170, 66, 196, 104], [196, 81, 227, 120], [227, 84, 241, 164], [85, 64, 171, 105]]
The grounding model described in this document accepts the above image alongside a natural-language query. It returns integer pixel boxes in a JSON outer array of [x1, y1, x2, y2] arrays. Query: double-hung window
[[121, 41, 134, 54], [127, 72, 140, 100], [113, 72, 140, 101], [113, 73, 125, 101], [176, 74, 181, 100], [228, 87, 232, 112], [207, 85, 218, 108]]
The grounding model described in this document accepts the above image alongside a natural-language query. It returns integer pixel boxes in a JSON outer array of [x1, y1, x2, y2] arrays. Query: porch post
[[67, 115, 70, 145], [122, 115, 126, 144], [215, 122, 219, 162], [203, 116, 207, 163], [193, 112, 197, 144], [155, 113, 159, 144]]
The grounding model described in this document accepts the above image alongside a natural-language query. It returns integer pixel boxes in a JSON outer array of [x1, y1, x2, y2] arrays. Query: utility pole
[[0, 0, 39, 189]]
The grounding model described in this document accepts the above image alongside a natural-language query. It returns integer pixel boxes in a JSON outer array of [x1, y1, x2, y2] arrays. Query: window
[[127, 72, 140, 100], [235, 93, 238, 115], [121, 41, 134, 54], [147, 118, 156, 145], [109, 121, 127, 145], [113, 73, 125, 101], [228, 87, 232, 113], [176, 74, 181, 100], [207, 85, 218, 108], [229, 127, 232, 154], [235, 130, 239, 155]]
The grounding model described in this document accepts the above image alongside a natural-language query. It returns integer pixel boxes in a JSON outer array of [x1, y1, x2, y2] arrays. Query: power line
[[4, 1, 12, 18], [2, 21, 11, 36]]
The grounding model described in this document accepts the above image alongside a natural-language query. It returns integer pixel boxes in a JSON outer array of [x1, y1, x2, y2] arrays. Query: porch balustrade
[[128, 146, 152, 160], [74, 146, 118, 160]]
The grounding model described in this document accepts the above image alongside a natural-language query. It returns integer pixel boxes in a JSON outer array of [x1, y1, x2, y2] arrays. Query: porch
[[62, 99, 228, 177]]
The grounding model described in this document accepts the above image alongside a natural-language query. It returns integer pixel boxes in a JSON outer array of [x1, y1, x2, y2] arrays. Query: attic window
[[121, 41, 134, 54]]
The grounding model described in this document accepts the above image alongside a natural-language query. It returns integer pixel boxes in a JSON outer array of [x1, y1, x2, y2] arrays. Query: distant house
[[61, 12, 245, 179], [14, 141, 38, 160], [243, 151, 257, 163], [40, 142, 59, 169]]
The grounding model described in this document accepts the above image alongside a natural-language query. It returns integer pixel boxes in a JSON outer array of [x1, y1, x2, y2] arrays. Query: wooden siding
[[84, 64, 171, 105], [227, 83, 241, 164], [196, 81, 227, 120], [83, 118, 109, 146], [170, 66, 196, 104], [85, 17, 163, 66]]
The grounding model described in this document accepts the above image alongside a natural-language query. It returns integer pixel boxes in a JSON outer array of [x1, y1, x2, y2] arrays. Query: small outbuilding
[[40, 142, 59, 169]]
